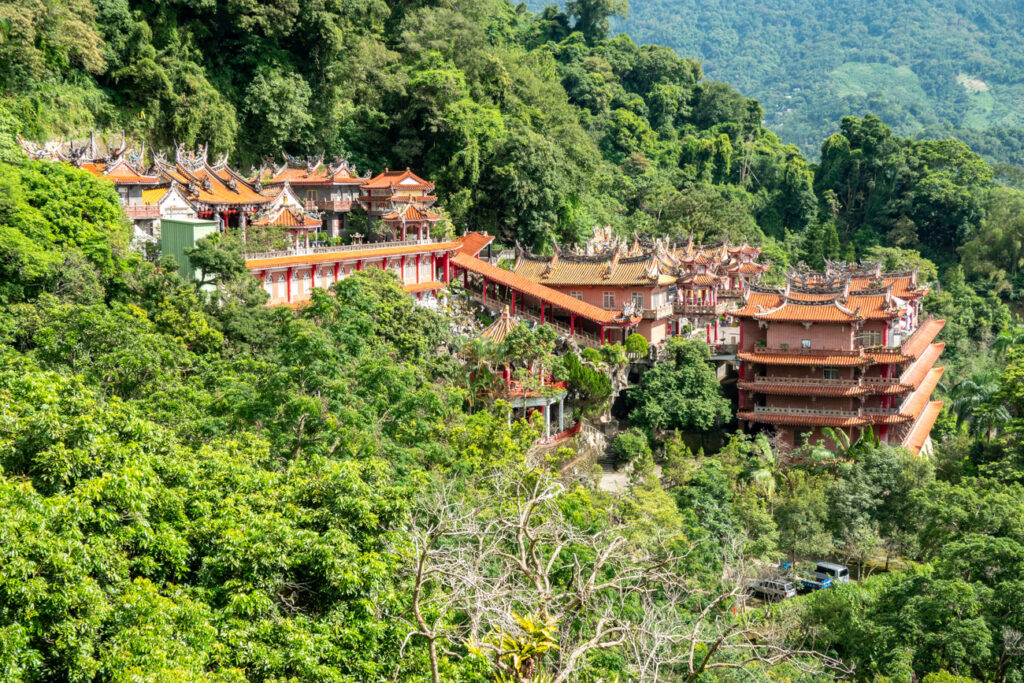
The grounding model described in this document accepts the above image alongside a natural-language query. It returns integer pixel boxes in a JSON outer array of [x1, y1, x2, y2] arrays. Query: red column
[[443, 252, 450, 282], [570, 314, 575, 335], [400, 255, 406, 284], [706, 324, 711, 344], [715, 318, 720, 343], [334, 262, 340, 282], [600, 326, 605, 345], [356, 260, 363, 271], [511, 291, 516, 314], [463, 268, 468, 287], [286, 266, 293, 303], [541, 302, 545, 324], [882, 325, 889, 346], [416, 254, 421, 284], [483, 279, 488, 303], [739, 322, 744, 349], [431, 253, 436, 282]]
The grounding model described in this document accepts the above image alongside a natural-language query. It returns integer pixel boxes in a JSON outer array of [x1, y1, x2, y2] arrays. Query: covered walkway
[[451, 252, 641, 346]]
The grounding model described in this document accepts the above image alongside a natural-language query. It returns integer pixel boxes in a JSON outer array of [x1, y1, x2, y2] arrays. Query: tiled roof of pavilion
[[19, 134, 163, 186], [362, 168, 435, 190], [479, 306, 518, 345], [732, 267, 920, 322], [382, 203, 441, 222], [583, 228, 767, 281], [154, 145, 274, 207], [754, 298, 862, 323], [258, 155, 366, 186], [251, 206, 322, 229], [513, 244, 677, 287]]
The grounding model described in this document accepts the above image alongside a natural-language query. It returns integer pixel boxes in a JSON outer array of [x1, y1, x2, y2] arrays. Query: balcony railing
[[747, 345, 863, 357], [862, 407, 902, 416], [642, 303, 674, 319], [752, 405, 860, 418], [306, 199, 353, 212], [124, 204, 160, 219], [751, 376, 861, 387], [243, 237, 436, 260], [674, 302, 727, 315], [860, 376, 902, 386]]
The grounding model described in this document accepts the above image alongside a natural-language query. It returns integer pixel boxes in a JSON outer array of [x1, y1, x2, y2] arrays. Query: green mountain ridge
[[529, 0, 1024, 164]]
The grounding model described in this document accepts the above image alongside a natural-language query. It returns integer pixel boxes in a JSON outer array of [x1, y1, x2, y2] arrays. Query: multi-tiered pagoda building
[[732, 262, 945, 455]]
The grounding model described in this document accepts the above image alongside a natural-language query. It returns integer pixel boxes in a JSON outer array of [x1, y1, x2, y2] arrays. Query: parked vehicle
[[746, 579, 798, 601], [812, 561, 850, 583], [777, 562, 832, 592]]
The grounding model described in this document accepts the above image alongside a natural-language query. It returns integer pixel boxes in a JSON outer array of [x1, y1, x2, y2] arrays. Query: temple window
[[631, 292, 644, 309], [602, 292, 615, 309], [801, 338, 812, 349], [570, 291, 583, 300], [823, 368, 840, 380]]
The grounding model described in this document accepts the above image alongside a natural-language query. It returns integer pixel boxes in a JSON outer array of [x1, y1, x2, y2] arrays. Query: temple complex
[[731, 262, 944, 455], [16, 137, 437, 247]]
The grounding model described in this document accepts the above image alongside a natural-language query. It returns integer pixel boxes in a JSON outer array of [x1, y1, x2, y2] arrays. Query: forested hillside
[[563, 0, 1024, 164], [3, 1, 1024, 680]]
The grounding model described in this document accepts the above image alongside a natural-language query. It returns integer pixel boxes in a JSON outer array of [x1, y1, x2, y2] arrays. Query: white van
[[813, 561, 850, 583]]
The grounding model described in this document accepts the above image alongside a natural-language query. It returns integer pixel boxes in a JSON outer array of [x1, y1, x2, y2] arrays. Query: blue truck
[[778, 562, 833, 592]]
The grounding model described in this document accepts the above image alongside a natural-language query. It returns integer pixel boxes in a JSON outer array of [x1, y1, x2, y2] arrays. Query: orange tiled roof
[[263, 163, 364, 185], [850, 275, 927, 299], [455, 232, 495, 258], [864, 348, 907, 363], [361, 168, 434, 190], [848, 294, 903, 320], [738, 351, 871, 367], [102, 159, 160, 184], [899, 343, 946, 388], [737, 380, 868, 397], [731, 291, 784, 317], [246, 240, 461, 270], [683, 274, 722, 286], [737, 411, 866, 427], [383, 203, 441, 221], [902, 318, 945, 358], [900, 366, 945, 421], [453, 252, 639, 326], [869, 412, 913, 425], [514, 252, 676, 287], [403, 280, 445, 294], [252, 207, 322, 229], [903, 401, 943, 454], [159, 163, 274, 206], [755, 299, 861, 323], [479, 306, 518, 344]]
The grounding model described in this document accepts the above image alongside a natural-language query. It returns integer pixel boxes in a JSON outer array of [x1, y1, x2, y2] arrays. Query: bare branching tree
[[393, 465, 848, 682]]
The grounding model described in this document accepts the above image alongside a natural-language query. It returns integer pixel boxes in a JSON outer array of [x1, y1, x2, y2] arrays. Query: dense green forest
[[551, 0, 1024, 165], [3, 0, 1024, 680]]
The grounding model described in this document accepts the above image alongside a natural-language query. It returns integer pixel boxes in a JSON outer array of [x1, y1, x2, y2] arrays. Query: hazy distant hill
[[530, 0, 1024, 163]]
